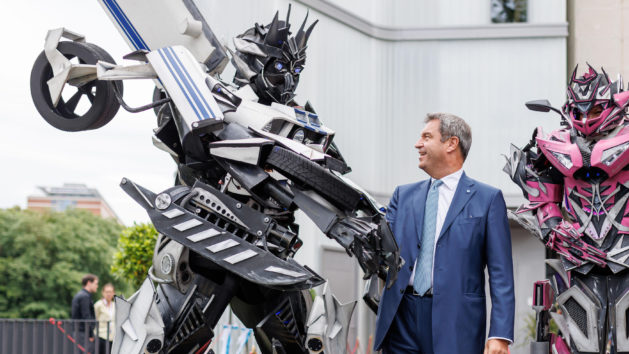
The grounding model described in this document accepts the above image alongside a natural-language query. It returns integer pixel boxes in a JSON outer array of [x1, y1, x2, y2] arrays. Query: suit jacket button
[[417, 244, 421, 249]]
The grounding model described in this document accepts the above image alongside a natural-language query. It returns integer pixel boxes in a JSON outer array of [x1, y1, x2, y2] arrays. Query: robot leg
[[541, 260, 606, 354], [229, 284, 312, 354]]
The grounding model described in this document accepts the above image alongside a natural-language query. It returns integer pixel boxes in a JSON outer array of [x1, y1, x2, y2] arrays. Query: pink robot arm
[[504, 141, 607, 267]]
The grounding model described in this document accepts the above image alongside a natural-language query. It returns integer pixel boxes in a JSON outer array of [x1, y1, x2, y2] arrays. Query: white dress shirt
[[408, 168, 463, 286]]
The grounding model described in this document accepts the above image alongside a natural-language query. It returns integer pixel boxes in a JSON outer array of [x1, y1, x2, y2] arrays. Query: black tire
[[265, 146, 362, 210], [83, 43, 123, 129], [30, 41, 121, 131]]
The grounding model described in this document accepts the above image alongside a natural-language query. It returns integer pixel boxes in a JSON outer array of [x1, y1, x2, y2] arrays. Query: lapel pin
[[466, 189, 470, 193]]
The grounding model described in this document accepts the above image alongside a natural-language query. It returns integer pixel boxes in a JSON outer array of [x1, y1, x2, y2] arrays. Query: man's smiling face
[[414, 119, 449, 174]]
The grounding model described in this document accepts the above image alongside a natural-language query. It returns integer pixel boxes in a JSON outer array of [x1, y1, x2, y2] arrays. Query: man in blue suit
[[374, 113, 515, 354]]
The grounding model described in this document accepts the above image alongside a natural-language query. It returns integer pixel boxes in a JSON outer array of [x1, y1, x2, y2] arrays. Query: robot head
[[563, 64, 629, 136], [231, 5, 317, 104]]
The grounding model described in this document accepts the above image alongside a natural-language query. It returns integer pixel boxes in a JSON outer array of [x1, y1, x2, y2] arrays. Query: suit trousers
[[382, 293, 433, 354]]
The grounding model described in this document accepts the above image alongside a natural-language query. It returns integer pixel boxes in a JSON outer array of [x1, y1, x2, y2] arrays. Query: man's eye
[[274, 62, 284, 70]]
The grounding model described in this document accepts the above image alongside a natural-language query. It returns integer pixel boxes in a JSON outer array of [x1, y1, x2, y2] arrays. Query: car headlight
[[601, 141, 629, 166], [550, 150, 573, 169]]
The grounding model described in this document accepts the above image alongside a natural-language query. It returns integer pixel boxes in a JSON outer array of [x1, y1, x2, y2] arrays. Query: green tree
[[111, 223, 158, 289], [0, 207, 126, 319]]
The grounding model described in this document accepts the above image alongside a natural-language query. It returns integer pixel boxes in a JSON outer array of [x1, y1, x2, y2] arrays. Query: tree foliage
[[0, 208, 125, 319], [111, 223, 157, 289]]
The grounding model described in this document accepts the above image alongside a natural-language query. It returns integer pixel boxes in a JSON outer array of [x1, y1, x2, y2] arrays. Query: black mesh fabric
[[564, 297, 588, 336]]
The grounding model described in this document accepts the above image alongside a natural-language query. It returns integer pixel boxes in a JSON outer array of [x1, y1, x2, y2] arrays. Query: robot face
[[563, 65, 627, 136], [231, 5, 317, 104], [256, 53, 306, 104]]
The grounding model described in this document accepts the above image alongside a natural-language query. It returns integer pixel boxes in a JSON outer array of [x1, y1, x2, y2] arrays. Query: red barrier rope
[[48, 317, 92, 354]]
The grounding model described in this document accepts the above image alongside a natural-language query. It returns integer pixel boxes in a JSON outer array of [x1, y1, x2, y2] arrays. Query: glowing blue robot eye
[[294, 67, 302, 73], [275, 62, 283, 70]]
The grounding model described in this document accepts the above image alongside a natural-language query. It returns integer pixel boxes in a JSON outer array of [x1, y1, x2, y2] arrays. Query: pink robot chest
[[537, 126, 629, 178], [564, 171, 629, 240]]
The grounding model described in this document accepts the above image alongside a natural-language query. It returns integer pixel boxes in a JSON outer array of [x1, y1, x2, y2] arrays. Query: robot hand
[[546, 221, 607, 267], [328, 217, 402, 288]]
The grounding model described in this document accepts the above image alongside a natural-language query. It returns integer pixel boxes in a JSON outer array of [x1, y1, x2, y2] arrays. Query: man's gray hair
[[425, 112, 472, 160]]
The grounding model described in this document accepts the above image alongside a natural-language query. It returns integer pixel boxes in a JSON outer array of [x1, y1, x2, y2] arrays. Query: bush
[[111, 223, 158, 289]]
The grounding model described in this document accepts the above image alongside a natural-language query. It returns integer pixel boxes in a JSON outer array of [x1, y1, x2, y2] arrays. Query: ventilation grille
[[565, 297, 588, 336], [173, 304, 205, 344]]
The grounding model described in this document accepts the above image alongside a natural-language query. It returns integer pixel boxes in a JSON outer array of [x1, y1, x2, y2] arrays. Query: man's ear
[[446, 136, 459, 153]]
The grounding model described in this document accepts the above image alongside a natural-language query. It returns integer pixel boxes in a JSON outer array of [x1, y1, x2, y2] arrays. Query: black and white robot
[[29, 2, 402, 353]]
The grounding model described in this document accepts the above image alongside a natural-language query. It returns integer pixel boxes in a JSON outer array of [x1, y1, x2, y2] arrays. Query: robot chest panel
[[537, 127, 629, 178], [564, 171, 629, 241], [589, 128, 629, 176]]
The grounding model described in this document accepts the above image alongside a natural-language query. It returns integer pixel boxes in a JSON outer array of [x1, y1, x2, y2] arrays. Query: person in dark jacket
[[71, 274, 99, 350]]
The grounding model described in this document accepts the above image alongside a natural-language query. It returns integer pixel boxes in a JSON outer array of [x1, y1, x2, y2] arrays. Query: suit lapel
[[438, 172, 476, 239], [413, 180, 430, 247]]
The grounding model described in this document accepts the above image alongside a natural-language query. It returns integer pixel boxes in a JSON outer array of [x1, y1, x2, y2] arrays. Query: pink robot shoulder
[[589, 123, 629, 176], [535, 127, 583, 177]]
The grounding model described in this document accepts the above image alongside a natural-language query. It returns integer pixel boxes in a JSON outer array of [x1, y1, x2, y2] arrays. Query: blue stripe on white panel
[[102, 0, 149, 50], [165, 47, 216, 119], [157, 49, 202, 120], [162, 48, 212, 120]]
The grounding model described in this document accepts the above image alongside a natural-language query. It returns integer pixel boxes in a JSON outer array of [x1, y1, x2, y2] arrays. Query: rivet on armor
[[161, 254, 174, 275]]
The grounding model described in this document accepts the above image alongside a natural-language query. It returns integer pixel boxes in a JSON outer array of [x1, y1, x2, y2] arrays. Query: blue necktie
[[413, 179, 442, 295]]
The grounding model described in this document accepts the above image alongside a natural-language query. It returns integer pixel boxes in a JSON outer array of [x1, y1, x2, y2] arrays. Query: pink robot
[[505, 65, 629, 353]]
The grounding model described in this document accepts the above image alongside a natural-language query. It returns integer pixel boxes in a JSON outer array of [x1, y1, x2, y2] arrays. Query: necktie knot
[[431, 179, 443, 190]]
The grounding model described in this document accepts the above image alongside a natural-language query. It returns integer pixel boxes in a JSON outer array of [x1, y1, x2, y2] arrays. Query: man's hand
[[483, 338, 508, 354]]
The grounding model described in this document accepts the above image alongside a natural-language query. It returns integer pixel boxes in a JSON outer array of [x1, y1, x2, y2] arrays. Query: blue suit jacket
[[374, 173, 515, 353]]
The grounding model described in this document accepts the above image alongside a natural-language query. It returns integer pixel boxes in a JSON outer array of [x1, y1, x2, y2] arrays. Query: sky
[[0, 0, 182, 225]]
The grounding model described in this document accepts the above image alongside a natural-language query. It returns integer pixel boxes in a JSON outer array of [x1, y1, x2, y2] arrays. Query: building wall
[[507, 224, 547, 350], [194, 0, 566, 351], [27, 196, 119, 221], [568, 0, 629, 79]]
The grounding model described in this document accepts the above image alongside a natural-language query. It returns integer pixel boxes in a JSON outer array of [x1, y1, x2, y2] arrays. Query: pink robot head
[[563, 64, 629, 136]]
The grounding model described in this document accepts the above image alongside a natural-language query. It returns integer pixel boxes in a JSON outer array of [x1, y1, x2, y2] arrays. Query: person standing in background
[[94, 283, 116, 353], [71, 274, 98, 351]]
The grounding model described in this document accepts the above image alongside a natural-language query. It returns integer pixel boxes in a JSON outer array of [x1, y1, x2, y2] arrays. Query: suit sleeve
[[485, 190, 515, 342], [386, 186, 400, 231]]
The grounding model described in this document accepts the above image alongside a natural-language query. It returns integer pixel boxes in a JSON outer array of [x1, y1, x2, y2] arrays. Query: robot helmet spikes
[[231, 5, 318, 104], [563, 64, 629, 136]]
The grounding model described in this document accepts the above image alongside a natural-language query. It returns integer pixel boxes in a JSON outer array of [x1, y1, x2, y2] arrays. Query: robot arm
[[208, 136, 401, 286], [504, 137, 607, 267]]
